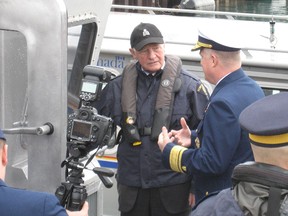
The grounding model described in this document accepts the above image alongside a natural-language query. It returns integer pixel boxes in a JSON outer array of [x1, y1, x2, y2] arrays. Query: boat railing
[[107, 5, 288, 66], [111, 4, 288, 22]]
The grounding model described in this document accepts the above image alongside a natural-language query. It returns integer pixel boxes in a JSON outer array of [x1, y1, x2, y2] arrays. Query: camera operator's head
[[239, 92, 288, 170], [0, 129, 8, 180]]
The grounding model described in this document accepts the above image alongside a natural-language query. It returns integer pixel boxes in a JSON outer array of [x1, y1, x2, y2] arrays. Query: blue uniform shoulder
[[0, 185, 67, 216]]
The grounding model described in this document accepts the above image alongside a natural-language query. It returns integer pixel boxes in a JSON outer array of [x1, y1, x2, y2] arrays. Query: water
[[215, 0, 288, 16]]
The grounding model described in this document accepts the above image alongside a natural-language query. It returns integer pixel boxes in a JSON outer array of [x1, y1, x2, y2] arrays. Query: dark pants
[[118, 182, 191, 216]]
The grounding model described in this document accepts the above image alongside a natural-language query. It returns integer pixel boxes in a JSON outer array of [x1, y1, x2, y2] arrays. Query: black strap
[[267, 187, 281, 216], [232, 162, 288, 188], [116, 129, 123, 144], [138, 127, 152, 136]]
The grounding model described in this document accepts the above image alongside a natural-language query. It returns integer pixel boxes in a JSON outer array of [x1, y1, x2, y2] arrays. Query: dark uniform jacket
[[162, 68, 265, 203], [191, 162, 288, 216], [0, 179, 67, 216], [95, 57, 209, 189], [191, 188, 244, 216]]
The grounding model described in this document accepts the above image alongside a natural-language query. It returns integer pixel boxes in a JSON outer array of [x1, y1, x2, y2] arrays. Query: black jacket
[[95, 57, 209, 188]]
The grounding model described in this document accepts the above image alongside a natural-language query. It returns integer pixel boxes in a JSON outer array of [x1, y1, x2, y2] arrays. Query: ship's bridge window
[[67, 23, 97, 111]]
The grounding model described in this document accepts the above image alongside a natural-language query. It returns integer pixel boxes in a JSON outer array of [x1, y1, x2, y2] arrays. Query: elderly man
[[94, 22, 209, 216]]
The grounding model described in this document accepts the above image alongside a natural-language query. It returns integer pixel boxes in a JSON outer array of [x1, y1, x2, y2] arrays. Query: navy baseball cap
[[0, 128, 6, 141], [239, 92, 288, 147], [130, 23, 164, 51]]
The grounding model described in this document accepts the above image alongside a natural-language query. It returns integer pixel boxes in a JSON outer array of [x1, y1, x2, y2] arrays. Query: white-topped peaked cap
[[191, 24, 242, 52]]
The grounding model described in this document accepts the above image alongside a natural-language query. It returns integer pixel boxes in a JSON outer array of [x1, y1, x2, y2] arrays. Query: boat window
[[0, 30, 28, 132], [67, 23, 98, 111], [0, 29, 29, 173]]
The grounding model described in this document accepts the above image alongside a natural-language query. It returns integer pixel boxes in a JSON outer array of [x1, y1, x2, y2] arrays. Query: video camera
[[56, 65, 116, 211]]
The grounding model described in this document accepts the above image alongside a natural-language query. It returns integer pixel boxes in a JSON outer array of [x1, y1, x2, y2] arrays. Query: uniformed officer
[[158, 24, 265, 204], [191, 92, 288, 216]]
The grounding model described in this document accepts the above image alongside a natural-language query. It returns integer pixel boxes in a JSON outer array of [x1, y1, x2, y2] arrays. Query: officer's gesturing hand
[[158, 117, 192, 152], [170, 117, 192, 148]]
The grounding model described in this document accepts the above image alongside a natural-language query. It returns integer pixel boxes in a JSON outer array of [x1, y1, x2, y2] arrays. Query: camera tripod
[[55, 145, 115, 211], [55, 157, 87, 211]]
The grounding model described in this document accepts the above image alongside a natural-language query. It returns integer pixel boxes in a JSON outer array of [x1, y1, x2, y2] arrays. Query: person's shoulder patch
[[197, 82, 209, 96]]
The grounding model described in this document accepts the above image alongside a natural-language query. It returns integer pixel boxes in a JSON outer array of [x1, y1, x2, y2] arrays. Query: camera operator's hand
[[66, 201, 89, 216]]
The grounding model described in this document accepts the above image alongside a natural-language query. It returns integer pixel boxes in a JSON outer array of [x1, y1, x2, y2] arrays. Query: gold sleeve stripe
[[249, 133, 288, 145], [169, 145, 187, 173]]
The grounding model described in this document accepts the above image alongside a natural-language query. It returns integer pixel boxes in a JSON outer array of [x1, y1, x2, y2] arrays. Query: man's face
[[131, 44, 165, 73]]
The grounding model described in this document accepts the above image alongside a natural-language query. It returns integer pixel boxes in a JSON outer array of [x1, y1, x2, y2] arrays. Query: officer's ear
[[0, 141, 8, 166]]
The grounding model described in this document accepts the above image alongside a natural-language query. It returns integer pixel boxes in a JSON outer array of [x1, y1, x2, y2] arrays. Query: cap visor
[[191, 44, 202, 51], [134, 37, 164, 51]]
